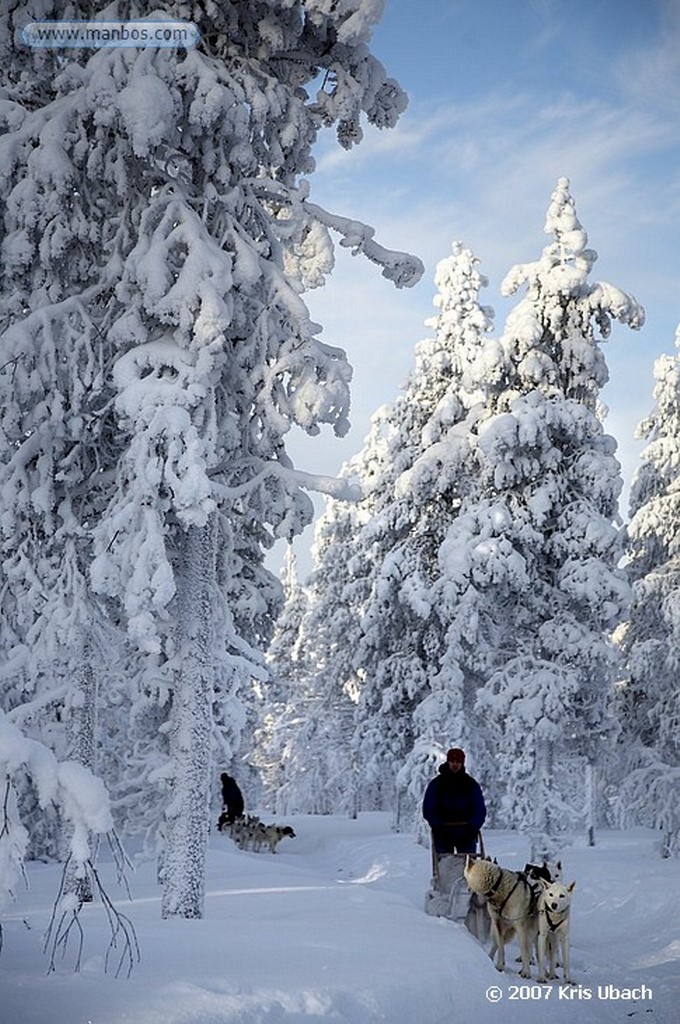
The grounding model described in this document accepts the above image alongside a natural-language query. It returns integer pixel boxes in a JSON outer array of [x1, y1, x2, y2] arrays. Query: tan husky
[[464, 856, 538, 978]]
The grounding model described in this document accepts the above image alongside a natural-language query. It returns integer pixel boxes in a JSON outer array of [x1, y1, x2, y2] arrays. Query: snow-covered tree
[[271, 243, 495, 822], [1, 0, 422, 918], [614, 326, 680, 856], [455, 178, 644, 854], [253, 546, 309, 802], [351, 243, 495, 819], [266, 470, 367, 816]]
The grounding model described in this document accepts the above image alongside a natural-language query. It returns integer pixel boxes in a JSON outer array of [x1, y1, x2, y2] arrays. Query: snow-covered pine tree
[[0, 0, 132, 862], [271, 243, 494, 822], [266, 464, 367, 816], [350, 244, 495, 821], [614, 326, 680, 857], [460, 178, 644, 855], [1, 1, 421, 918], [253, 546, 310, 802]]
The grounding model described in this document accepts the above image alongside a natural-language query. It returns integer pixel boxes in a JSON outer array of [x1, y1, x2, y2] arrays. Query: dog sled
[[424, 830, 489, 942]]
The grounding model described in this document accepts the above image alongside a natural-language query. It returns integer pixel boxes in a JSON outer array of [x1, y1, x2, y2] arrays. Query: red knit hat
[[447, 748, 465, 763]]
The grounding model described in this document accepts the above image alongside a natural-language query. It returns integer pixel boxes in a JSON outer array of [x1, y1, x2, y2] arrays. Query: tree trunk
[[67, 639, 97, 770], [161, 519, 216, 920], [530, 736, 555, 861], [585, 759, 596, 846], [64, 635, 98, 904]]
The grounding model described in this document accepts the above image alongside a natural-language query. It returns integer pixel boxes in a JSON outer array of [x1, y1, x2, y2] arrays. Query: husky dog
[[262, 823, 296, 853], [537, 878, 575, 984], [464, 856, 538, 978], [523, 860, 562, 889]]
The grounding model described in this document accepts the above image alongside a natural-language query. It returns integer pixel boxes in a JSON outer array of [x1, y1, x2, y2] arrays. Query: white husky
[[537, 878, 575, 984]]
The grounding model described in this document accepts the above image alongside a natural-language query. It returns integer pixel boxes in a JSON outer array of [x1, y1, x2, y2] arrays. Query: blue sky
[[277, 0, 680, 574]]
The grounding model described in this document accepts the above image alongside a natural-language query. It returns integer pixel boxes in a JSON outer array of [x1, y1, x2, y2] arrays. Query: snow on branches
[[0, 712, 137, 972], [267, 181, 646, 844], [0, 0, 423, 920], [500, 177, 644, 409], [614, 324, 680, 855]]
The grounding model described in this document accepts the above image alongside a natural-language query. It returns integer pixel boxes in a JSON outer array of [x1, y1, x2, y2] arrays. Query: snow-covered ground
[[2, 813, 677, 1024]]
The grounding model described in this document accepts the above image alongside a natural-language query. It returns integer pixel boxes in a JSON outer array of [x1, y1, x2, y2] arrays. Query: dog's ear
[[556, 860, 562, 872], [539, 877, 550, 889], [567, 881, 576, 893]]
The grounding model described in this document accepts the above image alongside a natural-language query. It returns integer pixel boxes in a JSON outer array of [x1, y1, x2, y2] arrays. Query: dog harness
[[540, 905, 567, 932], [484, 868, 537, 917]]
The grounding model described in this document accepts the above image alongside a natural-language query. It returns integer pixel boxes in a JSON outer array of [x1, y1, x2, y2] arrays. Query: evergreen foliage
[[459, 178, 643, 854], [267, 242, 495, 820], [614, 326, 680, 856], [0, 0, 421, 918], [268, 182, 646, 854]]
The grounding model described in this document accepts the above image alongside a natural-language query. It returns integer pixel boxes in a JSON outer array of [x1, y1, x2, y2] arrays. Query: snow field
[[1, 813, 678, 1024]]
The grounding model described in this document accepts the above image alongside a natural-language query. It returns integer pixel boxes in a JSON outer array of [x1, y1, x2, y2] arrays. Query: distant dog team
[[218, 811, 296, 854]]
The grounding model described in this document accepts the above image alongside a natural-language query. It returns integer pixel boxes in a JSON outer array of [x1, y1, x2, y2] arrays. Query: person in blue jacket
[[422, 747, 486, 854]]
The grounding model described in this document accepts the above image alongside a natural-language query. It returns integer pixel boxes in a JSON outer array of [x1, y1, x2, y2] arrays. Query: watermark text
[[485, 983, 654, 1003], [21, 20, 200, 50]]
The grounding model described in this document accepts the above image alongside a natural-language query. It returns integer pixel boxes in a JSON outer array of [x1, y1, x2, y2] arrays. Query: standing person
[[422, 748, 486, 854], [220, 772, 244, 824]]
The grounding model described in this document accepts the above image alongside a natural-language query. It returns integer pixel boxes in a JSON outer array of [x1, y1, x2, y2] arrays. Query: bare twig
[[106, 830, 134, 899], [89, 861, 140, 978], [43, 852, 140, 977]]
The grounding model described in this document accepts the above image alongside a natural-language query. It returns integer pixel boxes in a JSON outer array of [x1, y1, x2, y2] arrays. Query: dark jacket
[[422, 763, 486, 854], [221, 774, 244, 820]]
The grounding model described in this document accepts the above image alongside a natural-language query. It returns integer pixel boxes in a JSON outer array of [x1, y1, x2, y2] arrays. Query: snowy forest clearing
[[2, 813, 677, 1024], [1, 5, 678, 1010]]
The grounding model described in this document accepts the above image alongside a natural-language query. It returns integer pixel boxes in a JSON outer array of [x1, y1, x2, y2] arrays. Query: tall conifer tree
[[615, 326, 680, 856], [462, 179, 643, 852], [272, 243, 494, 820], [0, 0, 421, 916]]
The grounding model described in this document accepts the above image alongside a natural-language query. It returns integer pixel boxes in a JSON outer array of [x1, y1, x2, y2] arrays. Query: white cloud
[[615, 0, 680, 113]]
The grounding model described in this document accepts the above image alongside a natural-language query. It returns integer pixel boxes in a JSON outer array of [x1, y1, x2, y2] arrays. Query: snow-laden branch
[[5, 686, 70, 727], [618, 757, 680, 858], [303, 200, 424, 289], [280, 467, 362, 502], [0, 712, 138, 971], [211, 461, 362, 503]]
